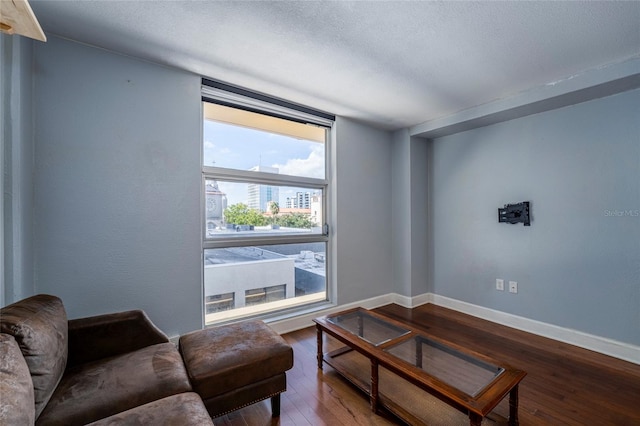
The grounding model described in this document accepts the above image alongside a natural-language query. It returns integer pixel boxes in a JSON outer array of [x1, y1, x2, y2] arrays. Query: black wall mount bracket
[[498, 201, 531, 226]]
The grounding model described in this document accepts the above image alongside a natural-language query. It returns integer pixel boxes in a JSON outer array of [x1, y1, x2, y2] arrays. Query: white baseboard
[[390, 292, 433, 308], [267, 292, 433, 334], [266, 292, 639, 365], [430, 294, 640, 365], [266, 293, 395, 335]]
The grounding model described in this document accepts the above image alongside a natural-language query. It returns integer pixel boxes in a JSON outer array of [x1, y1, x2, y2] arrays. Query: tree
[[275, 212, 314, 229], [269, 201, 280, 225], [223, 203, 267, 226]]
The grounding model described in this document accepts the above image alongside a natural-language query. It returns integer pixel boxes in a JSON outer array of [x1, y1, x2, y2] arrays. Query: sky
[[203, 120, 325, 206]]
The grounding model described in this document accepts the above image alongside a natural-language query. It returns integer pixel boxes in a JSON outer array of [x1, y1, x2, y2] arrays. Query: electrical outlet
[[509, 281, 518, 294], [496, 279, 504, 291]]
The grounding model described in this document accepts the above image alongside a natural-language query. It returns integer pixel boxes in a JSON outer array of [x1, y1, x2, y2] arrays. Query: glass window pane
[[202, 97, 331, 326], [203, 242, 327, 324], [205, 179, 323, 238], [203, 103, 326, 179]]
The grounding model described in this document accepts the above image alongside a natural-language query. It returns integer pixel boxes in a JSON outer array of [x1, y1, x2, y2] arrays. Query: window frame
[[200, 79, 334, 321], [202, 169, 329, 249]]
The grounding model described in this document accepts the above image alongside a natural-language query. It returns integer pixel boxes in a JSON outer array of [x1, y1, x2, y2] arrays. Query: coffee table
[[314, 307, 526, 426]]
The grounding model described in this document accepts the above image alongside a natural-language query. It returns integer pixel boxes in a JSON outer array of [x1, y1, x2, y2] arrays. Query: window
[[201, 80, 333, 325], [205, 293, 234, 314], [245, 284, 286, 306]]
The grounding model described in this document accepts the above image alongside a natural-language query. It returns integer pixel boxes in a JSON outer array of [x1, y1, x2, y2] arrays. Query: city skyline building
[[205, 179, 227, 233], [310, 193, 322, 226], [285, 191, 311, 209], [247, 165, 279, 212]]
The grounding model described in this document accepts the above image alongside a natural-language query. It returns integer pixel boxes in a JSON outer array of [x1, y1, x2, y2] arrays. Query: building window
[[201, 80, 333, 325], [205, 293, 235, 314], [245, 284, 286, 306]]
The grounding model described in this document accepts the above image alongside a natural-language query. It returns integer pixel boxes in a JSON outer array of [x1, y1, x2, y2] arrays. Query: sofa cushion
[[0, 333, 36, 425], [36, 342, 192, 426], [85, 392, 214, 426], [0, 294, 68, 419]]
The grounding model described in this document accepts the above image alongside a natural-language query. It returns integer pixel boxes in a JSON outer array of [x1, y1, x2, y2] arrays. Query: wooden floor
[[213, 303, 640, 426]]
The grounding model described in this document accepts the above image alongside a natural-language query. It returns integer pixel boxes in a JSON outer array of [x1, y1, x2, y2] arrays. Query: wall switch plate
[[496, 279, 504, 291], [509, 281, 518, 294]]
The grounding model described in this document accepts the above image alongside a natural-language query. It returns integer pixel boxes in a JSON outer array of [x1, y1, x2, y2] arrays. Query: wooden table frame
[[314, 308, 526, 426]]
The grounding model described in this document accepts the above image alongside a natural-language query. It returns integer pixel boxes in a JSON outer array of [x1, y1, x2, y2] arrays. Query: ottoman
[[179, 320, 293, 418]]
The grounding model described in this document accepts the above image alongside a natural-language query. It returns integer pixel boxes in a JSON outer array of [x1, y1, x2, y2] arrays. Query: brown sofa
[[0, 294, 214, 425]]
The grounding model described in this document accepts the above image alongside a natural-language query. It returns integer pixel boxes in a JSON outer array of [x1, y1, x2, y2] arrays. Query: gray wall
[[391, 130, 431, 297], [431, 89, 640, 345], [334, 117, 393, 304], [17, 33, 636, 348], [2, 34, 36, 305], [391, 129, 411, 296], [32, 37, 203, 336], [409, 136, 431, 297], [16, 37, 395, 335]]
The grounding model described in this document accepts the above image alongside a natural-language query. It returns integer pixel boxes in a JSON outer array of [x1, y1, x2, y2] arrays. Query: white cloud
[[273, 145, 324, 179], [203, 141, 233, 167]]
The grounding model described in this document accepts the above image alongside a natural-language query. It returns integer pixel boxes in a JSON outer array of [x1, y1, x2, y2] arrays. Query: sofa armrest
[[67, 310, 169, 368]]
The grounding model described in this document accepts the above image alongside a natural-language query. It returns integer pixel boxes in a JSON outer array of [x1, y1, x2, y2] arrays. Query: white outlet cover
[[496, 279, 504, 291], [509, 281, 518, 293]]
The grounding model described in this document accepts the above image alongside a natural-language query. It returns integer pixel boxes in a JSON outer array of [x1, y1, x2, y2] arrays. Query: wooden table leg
[[508, 384, 519, 426], [370, 359, 379, 413], [469, 413, 483, 426], [316, 325, 323, 370]]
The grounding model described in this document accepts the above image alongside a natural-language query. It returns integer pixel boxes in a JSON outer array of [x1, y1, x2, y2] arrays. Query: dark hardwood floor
[[213, 303, 640, 425]]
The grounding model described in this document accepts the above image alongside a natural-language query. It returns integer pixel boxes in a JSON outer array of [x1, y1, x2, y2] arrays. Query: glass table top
[[384, 335, 504, 397], [327, 310, 411, 346]]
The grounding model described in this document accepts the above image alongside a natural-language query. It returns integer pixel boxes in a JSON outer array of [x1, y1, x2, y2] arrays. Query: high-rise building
[[247, 166, 279, 212], [286, 191, 311, 209], [310, 193, 322, 226], [285, 197, 294, 209], [298, 191, 311, 209]]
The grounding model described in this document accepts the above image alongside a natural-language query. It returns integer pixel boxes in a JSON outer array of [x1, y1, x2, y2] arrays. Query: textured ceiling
[[29, 1, 640, 130]]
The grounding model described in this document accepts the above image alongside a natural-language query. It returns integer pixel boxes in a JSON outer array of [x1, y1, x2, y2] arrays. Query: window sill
[[205, 292, 328, 326]]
